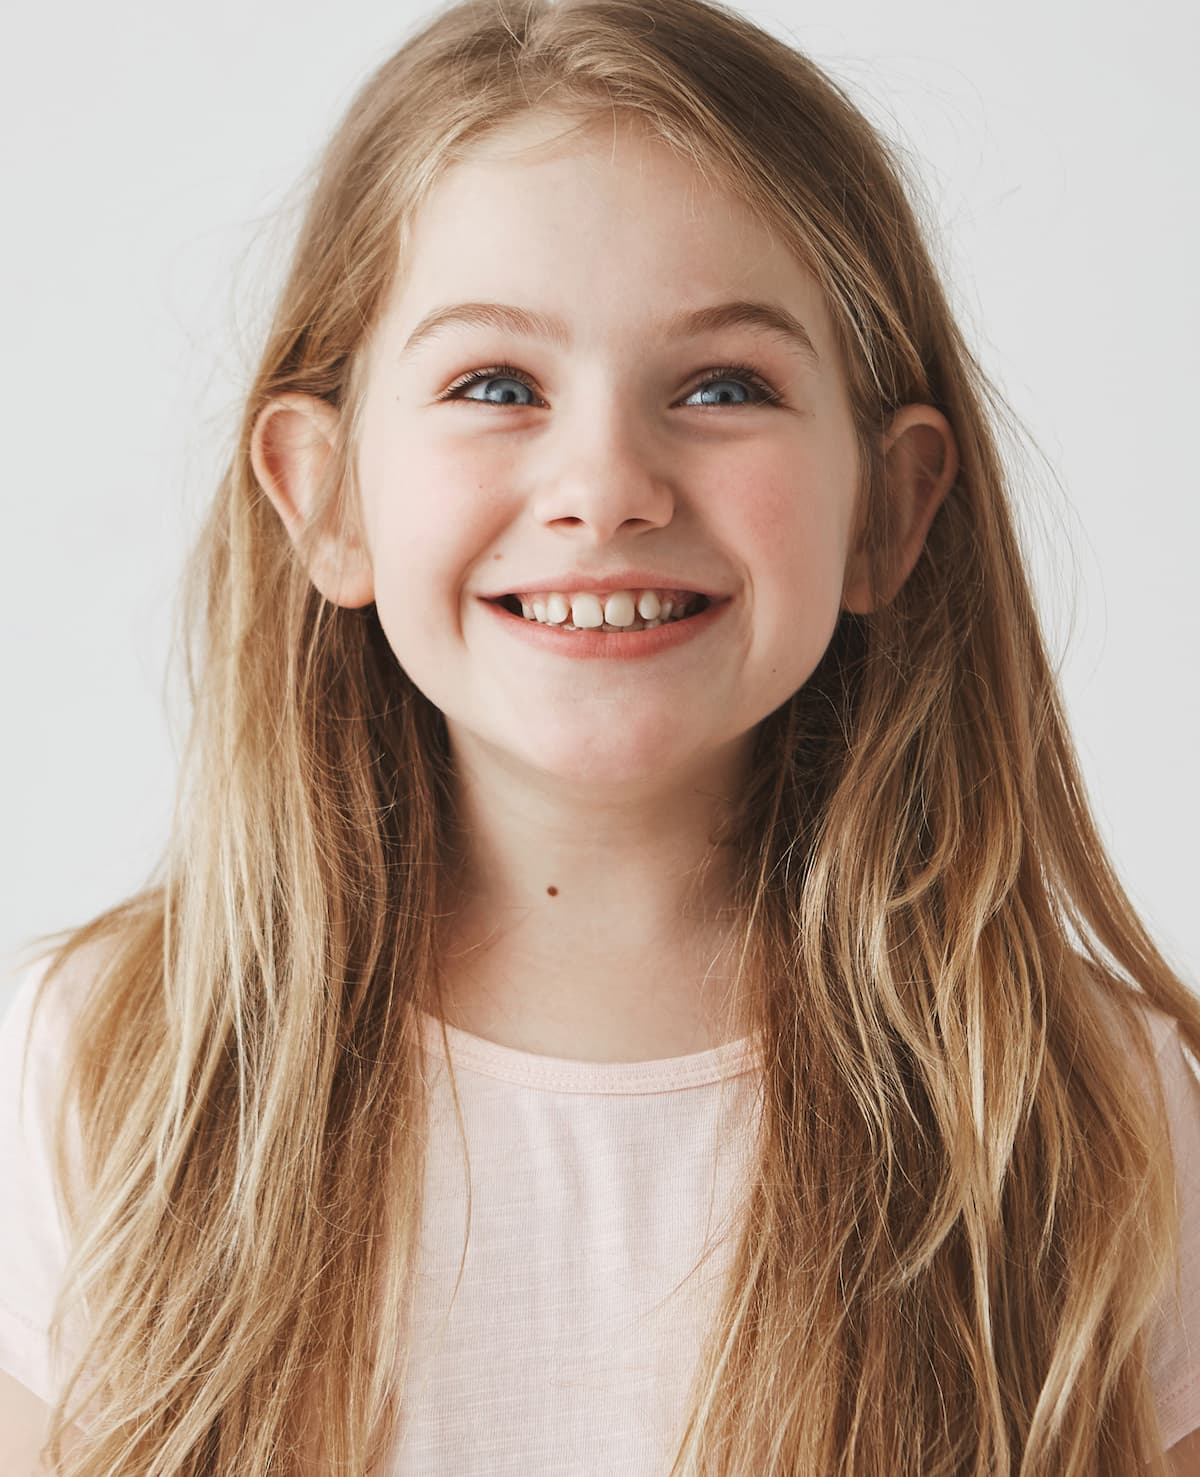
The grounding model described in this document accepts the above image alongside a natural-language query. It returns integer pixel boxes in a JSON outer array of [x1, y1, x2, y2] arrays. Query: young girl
[[2, 0, 1198, 1472]]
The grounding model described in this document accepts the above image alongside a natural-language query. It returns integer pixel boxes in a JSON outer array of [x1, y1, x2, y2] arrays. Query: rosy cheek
[[720, 467, 816, 549], [740, 492, 794, 546]]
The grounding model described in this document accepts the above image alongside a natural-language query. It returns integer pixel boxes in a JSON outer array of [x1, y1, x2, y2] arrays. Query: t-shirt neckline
[[417, 1011, 759, 1095]]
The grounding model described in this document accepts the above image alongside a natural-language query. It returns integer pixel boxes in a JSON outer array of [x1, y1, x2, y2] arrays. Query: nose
[[529, 406, 676, 542]]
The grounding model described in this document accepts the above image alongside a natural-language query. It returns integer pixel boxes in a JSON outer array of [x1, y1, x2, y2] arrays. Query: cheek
[[716, 447, 854, 596], [357, 433, 505, 598], [715, 441, 858, 703]]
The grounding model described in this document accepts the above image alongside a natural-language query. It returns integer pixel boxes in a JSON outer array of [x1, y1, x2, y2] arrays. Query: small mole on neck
[[546, 885, 559, 897]]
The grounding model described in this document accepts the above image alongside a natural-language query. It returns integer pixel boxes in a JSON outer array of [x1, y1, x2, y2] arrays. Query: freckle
[[493, 552, 503, 560], [546, 885, 558, 897]]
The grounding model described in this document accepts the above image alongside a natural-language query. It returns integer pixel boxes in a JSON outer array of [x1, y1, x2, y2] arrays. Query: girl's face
[[353, 110, 865, 793]]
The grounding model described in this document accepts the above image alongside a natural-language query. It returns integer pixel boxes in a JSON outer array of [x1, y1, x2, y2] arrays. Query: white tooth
[[643, 618, 662, 628], [603, 591, 636, 627], [545, 592, 569, 624], [519, 598, 533, 620], [532, 596, 548, 623], [660, 597, 675, 621], [570, 593, 605, 628], [636, 590, 661, 620]]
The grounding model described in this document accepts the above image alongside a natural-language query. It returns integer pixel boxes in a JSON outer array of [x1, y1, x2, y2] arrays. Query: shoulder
[[0, 932, 133, 1220], [1088, 975, 1200, 1455], [1, 933, 126, 1070], [0, 954, 73, 1127], [0, 936, 127, 1425], [0, 933, 121, 1171], [1083, 972, 1200, 1191], [1077, 967, 1198, 1117], [1079, 961, 1182, 1057]]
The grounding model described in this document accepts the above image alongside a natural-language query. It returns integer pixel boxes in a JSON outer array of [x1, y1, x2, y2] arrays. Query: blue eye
[[439, 362, 783, 408], [446, 372, 534, 407], [682, 366, 783, 407]]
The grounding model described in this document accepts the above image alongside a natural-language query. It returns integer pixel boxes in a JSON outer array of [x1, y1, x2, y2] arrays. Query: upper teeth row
[[517, 589, 693, 627]]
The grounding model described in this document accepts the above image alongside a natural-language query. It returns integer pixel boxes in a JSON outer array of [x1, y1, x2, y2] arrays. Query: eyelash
[[438, 361, 783, 408]]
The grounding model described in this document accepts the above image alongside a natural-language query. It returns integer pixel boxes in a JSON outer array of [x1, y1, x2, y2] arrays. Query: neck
[[434, 731, 753, 1061]]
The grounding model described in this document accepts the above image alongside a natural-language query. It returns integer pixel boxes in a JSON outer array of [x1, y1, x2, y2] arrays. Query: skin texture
[[252, 110, 959, 1062]]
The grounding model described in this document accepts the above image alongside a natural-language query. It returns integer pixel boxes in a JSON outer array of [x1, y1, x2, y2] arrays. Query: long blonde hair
[[21, 0, 1199, 1471]]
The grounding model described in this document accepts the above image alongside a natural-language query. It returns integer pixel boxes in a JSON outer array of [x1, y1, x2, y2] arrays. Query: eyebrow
[[398, 298, 821, 369]]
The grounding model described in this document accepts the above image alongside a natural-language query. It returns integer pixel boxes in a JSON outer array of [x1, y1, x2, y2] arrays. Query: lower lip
[[479, 597, 731, 660]]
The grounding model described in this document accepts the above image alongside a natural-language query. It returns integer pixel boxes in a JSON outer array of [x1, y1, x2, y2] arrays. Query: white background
[[1, 0, 1196, 1009]]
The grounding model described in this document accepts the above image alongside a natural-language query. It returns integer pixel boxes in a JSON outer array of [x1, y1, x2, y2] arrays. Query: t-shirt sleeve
[[0, 954, 81, 1407], [1146, 1013, 1200, 1452]]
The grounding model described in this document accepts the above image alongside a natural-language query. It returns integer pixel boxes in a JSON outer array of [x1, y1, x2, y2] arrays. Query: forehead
[[383, 109, 835, 358]]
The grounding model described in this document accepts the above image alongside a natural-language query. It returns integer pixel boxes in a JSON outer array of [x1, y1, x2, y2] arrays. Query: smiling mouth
[[493, 591, 711, 633]]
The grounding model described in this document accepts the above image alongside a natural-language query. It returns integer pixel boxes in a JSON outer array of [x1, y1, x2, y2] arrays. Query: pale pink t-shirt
[[2, 954, 1198, 1472]]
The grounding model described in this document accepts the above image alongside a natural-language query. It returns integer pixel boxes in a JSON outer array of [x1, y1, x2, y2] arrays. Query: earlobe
[[841, 404, 959, 615], [249, 392, 375, 609]]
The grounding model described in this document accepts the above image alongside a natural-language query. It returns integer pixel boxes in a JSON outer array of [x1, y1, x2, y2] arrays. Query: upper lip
[[480, 571, 729, 599]]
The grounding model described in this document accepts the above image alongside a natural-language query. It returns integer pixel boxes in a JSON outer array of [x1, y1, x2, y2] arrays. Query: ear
[[249, 392, 375, 609], [841, 404, 959, 615]]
